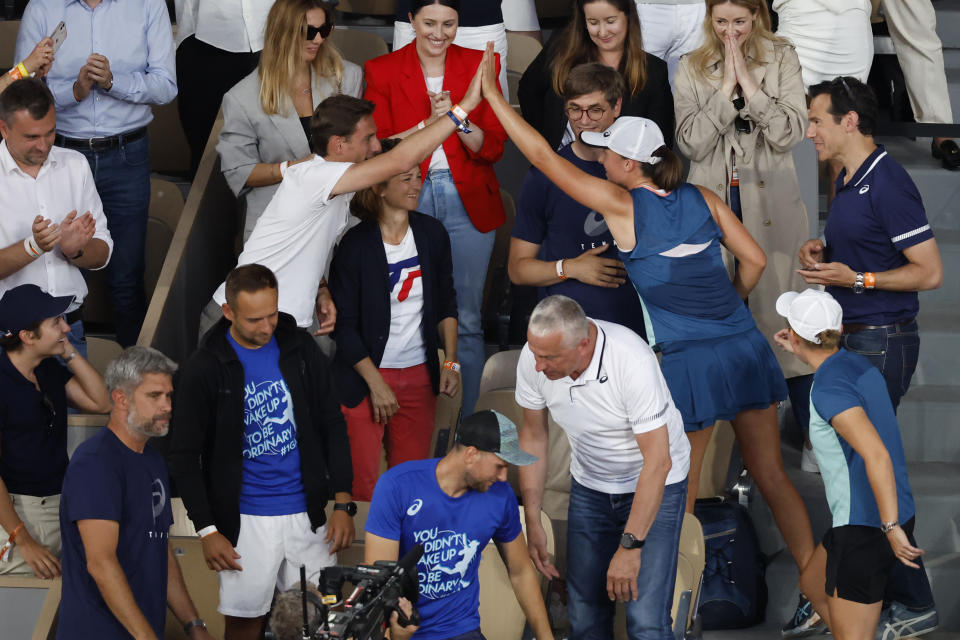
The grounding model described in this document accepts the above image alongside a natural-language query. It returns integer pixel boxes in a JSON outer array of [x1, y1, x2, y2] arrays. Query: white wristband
[[452, 104, 468, 121], [279, 161, 289, 178], [417, 120, 426, 130], [556, 259, 567, 280], [197, 525, 218, 538], [23, 236, 44, 258]]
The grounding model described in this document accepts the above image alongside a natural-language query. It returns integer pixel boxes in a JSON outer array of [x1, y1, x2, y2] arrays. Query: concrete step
[[936, 1, 960, 50], [914, 230, 960, 308], [879, 139, 960, 233], [898, 385, 960, 464], [908, 462, 960, 554], [914, 306, 960, 386]]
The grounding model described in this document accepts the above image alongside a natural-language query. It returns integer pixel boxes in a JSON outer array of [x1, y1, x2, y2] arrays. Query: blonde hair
[[688, 0, 786, 78], [791, 326, 842, 351], [258, 0, 345, 116]]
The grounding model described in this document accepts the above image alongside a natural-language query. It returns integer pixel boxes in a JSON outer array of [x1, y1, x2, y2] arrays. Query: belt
[[55, 127, 147, 152], [843, 317, 915, 335], [65, 308, 84, 325]]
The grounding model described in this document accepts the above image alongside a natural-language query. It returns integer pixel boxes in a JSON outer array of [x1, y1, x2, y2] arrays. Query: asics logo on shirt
[[859, 185, 870, 195], [407, 499, 424, 516]]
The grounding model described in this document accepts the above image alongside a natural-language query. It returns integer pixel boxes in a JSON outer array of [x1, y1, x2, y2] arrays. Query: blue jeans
[[75, 135, 151, 347], [839, 322, 932, 610], [567, 477, 688, 640], [417, 170, 495, 416]]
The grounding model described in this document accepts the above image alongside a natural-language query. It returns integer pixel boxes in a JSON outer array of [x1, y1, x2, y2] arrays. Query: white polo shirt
[[516, 319, 690, 493], [213, 155, 356, 327], [0, 141, 113, 311]]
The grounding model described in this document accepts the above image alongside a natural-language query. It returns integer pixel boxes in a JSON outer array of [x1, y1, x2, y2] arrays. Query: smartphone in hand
[[50, 21, 67, 54]]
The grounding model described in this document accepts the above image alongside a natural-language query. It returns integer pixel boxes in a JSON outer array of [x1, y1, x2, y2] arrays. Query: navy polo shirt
[[395, 0, 502, 26], [824, 145, 934, 325], [0, 352, 72, 496]]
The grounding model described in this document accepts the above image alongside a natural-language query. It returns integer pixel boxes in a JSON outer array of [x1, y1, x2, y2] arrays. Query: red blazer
[[363, 43, 507, 233]]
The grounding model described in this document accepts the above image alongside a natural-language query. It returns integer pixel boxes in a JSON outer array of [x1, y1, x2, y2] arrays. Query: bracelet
[[864, 272, 876, 289], [443, 360, 461, 373], [556, 259, 567, 281], [183, 619, 207, 634], [880, 521, 898, 534], [451, 104, 469, 121], [417, 120, 425, 130], [445, 110, 472, 134], [64, 351, 77, 363], [24, 236, 44, 258], [197, 525, 218, 539]]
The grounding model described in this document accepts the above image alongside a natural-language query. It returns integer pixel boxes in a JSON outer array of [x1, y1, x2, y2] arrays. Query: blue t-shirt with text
[[365, 458, 522, 640], [227, 332, 307, 515]]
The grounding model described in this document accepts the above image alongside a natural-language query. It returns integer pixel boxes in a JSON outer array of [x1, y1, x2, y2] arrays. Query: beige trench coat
[[675, 39, 811, 378]]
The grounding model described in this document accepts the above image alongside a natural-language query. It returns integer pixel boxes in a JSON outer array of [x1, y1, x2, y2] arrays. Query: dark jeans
[[75, 135, 151, 347], [567, 478, 688, 639], [840, 321, 932, 610]]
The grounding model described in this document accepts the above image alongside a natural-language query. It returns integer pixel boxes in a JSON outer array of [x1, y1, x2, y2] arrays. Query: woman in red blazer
[[363, 0, 506, 416]]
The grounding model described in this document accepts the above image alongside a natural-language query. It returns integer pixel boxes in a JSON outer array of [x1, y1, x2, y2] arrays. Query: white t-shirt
[[515, 319, 690, 493], [424, 76, 451, 172], [175, 0, 273, 52], [380, 227, 427, 368], [213, 156, 356, 327]]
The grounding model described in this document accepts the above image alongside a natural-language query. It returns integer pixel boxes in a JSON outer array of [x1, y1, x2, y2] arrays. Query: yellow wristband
[[17, 63, 29, 79]]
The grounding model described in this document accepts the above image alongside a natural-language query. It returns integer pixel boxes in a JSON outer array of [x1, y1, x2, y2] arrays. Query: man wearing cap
[[0, 284, 111, 578], [0, 78, 113, 358], [516, 295, 691, 640], [364, 409, 554, 640], [774, 289, 924, 640]]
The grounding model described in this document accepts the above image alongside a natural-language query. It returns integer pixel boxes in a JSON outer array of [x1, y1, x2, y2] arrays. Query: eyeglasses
[[838, 76, 855, 102], [306, 22, 333, 40], [565, 105, 607, 121]]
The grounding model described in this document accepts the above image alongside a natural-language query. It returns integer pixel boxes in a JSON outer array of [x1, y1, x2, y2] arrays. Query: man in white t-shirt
[[202, 72, 487, 341], [515, 295, 690, 640]]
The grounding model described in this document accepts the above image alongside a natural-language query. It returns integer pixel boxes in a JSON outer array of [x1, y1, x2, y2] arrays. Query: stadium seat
[[433, 348, 463, 455], [148, 99, 192, 176], [673, 512, 705, 637], [535, 0, 572, 19], [697, 420, 736, 499], [0, 21, 18, 71], [478, 348, 522, 396], [163, 537, 224, 639], [85, 336, 122, 378], [335, 0, 396, 16], [330, 27, 389, 69], [506, 33, 542, 76]]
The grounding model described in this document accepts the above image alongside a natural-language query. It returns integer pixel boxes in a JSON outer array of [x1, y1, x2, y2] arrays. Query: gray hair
[[105, 346, 178, 395], [528, 295, 589, 345]]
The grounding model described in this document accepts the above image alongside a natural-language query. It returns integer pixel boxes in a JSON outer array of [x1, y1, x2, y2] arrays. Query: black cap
[[455, 410, 538, 466], [0, 284, 74, 338]]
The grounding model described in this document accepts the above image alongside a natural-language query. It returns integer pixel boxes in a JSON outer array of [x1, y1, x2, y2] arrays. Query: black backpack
[[693, 496, 767, 629]]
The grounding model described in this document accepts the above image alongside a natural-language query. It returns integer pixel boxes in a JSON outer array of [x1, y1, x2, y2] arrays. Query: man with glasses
[[0, 284, 110, 578], [509, 63, 646, 340]]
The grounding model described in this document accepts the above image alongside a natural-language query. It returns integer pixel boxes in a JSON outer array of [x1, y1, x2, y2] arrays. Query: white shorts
[[217, 512, 336, 618]]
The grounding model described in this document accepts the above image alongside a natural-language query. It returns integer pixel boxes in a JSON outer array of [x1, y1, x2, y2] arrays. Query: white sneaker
[[801, 445, 820, 473]]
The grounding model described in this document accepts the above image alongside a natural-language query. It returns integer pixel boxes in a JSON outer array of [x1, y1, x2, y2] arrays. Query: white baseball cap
[[580, 116, 665, 164], [775, 289, 843, 344]]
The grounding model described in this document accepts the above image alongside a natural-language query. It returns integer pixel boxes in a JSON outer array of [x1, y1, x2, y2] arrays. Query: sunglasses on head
[[306, 22, 333, 40]]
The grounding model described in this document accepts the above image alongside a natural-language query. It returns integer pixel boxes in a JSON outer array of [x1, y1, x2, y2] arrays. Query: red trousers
[[342, 363, 437, 501]]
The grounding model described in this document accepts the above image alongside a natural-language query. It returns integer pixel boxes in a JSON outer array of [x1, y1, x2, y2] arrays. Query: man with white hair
[[57, 347, 213, 640], [515, 294, 691, 640]]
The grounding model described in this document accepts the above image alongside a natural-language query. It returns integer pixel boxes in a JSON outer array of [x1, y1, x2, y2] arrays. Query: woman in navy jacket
[[330, 139, 459, 501]]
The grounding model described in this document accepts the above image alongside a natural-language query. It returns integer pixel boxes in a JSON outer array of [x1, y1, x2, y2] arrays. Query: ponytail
[[640, 146, 684, 192]]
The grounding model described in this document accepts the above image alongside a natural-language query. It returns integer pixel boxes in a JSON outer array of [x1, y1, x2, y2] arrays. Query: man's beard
[[127, 404, 170, 438]]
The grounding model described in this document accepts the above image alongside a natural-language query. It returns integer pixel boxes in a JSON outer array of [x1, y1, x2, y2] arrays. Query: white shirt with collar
[[175, 0, 274, 52], [516, 318, 690, 493], [0, 142, 114, 311]]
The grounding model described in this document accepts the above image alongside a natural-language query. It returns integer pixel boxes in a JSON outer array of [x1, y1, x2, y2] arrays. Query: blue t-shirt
[[58, 428, 173, 639], [227, 332, 307, 516], [809, 349, 915, 528], [825, 145, 934, 324], [365, 458, 522, 640], [513, 144, 647, 338]]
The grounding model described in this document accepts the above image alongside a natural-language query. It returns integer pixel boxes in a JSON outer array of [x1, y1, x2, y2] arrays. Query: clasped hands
[[720, 32, 758, 101], [32, 210, 96, 259], [73, 53, 113, 102]]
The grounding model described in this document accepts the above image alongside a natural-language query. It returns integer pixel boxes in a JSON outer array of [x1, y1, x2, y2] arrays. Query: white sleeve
[[301, 160, 353, 206], [618, 342, 672, 434], [78, 157, 114, 270], [514, 345, 547, 410], [501, 0, 541, 31]]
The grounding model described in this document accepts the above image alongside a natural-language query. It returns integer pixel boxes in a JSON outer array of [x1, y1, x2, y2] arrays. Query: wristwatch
[[880, 521, 899, 534], [334, 501, 358, 517], [853, 272, 865, 294], [620, 532, 645, 550], [183, 619, 207, 634]]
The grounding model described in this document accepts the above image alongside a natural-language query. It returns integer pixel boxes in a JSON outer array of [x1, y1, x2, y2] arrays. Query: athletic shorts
[[823, 518, 915, 605], [218, 512, 336, 618]]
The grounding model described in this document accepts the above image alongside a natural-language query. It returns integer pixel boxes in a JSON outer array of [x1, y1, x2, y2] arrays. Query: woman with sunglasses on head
[[363, 0, 507, 418], [329, 139, 459, 502], [518, 0, 673, 150], [217, 0, 361, 241]]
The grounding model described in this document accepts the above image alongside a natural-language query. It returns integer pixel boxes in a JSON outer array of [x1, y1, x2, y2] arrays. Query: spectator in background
[[218, 0, 363, 242], [364, 0, 507, 416], [634, 0, 706, 84], [0, 37, 55, 95], [174, 0, 272, 174], [794, 75, 943, 640], [329, 138, 459, 502], [773, 0, 873, 89], [509, 63, 647, 340], [0, 285, 110, 579], [0, 78, 113, 359], [674, 0, 811, 407], [58, 346, 212, 640], [392, 0, 542, 102], [519, 0, 674, 150], [15, 0, 177, 348]]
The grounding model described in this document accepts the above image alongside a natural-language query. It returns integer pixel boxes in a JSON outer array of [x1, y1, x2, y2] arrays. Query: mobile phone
[[50, 21, 67, 54]]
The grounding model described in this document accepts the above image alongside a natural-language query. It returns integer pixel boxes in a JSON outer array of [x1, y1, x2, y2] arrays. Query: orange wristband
[[7, 522, 24, 543], [443, 360, 461, 373], [864, 272, 876, 289]]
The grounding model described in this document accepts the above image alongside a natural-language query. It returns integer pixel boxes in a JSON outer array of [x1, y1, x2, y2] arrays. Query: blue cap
[[0, 284, 74, 338], [456, 410, 538, 466]]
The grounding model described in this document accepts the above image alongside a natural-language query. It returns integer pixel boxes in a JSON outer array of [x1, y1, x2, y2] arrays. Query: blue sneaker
[[782, 594, 827, 638], [875, 602, 939, 640]]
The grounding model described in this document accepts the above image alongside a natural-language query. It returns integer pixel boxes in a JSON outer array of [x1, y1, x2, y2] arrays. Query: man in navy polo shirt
[[510, 63, 646, 340], [796, 76, 943, 639], [0, 284, 110, 578]]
